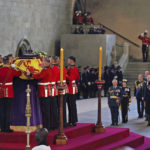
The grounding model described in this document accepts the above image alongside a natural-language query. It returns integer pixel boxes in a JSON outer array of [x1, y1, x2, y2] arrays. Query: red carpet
[[0, 123, 150, 150]]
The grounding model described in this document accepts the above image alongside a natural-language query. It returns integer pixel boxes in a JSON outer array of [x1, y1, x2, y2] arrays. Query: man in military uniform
[[103, 66, 110, 97], [88, 68, 95, 98], [143, 75, 150, 126], [143, 71, 149, 120], [120, 79, 131, 123], [138, 30, 150, 62], [67, 56, 80, 126], [28, 57, 52, 131], [49, 56, 60, 130], [134, 74, 144, 118], [144, 71, 149, 81], [116, 66, 123, 86], [109, 65, 116, 87], [82, 67, 89, 99], [108, 79, 121, 126], [0, 56, 21, 132], [76, 66, 82, 99]]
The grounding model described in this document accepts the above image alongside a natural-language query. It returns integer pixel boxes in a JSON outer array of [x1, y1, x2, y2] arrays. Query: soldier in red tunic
[[67, 56, 80, 126], [56, 57, 69, 127], [49, 56, 60, 130], [138, 30, 150, 62], [0, 56, 21, 132], [29, 57, 52, 131]]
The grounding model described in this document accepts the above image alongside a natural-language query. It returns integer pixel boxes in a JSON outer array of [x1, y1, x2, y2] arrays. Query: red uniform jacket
[[67, 65, 80, 95], [138, 35, 150, 44], [33, 67, 53, 98], [86, 17, 94, 25], [50, 65, 60, 96], [0, 66, 21, 98]]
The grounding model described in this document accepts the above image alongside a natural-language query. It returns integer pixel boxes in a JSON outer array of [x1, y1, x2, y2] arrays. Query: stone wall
[[86, 0, 150, 60], [61, 34, 116, 67], [0, 0, 73, 56]]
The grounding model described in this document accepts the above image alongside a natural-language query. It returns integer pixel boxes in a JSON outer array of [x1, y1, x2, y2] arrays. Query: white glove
[[11, 64, 16, 68], [141, 33, 144, 36]]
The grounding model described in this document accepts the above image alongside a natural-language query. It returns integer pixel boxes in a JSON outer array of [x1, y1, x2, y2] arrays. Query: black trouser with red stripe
[[0, 98, 12, 132], [142, 44, 149, 62], [40, 97, 51, 131], [67, 94, 78, 124], [50, 97, 59, 130]]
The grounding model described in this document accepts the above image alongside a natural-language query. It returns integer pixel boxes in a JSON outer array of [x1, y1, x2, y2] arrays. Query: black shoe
[[1, 130, 6, 133], [147, 123, 150, 126], [122, 119, 126, 123], [111, 123, 114, 126], [72, 123, 77, 126], [68, 123, 73, 127], [63, 123, 68, 128], [5, 129, 13, 133]]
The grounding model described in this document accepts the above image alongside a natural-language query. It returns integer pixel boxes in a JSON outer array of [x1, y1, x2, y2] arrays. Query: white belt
[[57, 80, 66, 83], [38, 82, 50, 86], [38, 82, 56, 86], [0, 82, 13, 86], [72, 80, 76, 84], [51, 82, 56, 85], [72, 80, 76, 94]]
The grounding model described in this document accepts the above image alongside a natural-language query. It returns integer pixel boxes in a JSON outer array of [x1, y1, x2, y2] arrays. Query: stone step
[[125, 69, 149, 71], [127, 62, 150, 65], [126, 64, 150, 67], [123, 62, 148, 95]]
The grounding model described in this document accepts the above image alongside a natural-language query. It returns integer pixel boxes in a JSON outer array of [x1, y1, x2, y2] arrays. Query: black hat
[[94, 68, 98, 72], [117, 65, 121, 69], [68, 56, 76, 62], [84, 67, 87, 70], [104, 66, 108, 71], [111, 65, 115, 69], [3, 56, 9, 64]]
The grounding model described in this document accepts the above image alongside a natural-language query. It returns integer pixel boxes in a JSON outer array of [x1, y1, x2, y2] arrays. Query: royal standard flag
[[14, 58, 42, 79]]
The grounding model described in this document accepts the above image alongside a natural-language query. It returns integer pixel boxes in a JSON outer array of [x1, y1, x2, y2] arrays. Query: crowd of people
[[77, 66, 98, 99], [138, 30, 150, 62], [103, 65, 123, 97], [107, 70, 150, 127], [73, 10, 106, 34], [73, 24, 106, 34], [0, 54, 80, 133], [73, 11, 94, 25], [134, 71, 150, 126]]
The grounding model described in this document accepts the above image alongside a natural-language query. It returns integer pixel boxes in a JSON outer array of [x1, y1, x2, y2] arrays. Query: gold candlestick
[[25, 84, 31, 150]]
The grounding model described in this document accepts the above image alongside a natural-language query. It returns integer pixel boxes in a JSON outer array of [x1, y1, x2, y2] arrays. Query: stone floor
[[75, 97, 150, 138]]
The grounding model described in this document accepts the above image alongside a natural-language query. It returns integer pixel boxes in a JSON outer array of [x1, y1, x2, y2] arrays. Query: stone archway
[[16, 38, 32, 57]]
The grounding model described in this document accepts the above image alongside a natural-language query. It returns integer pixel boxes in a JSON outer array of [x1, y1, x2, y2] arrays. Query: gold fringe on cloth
[[10, 124, 43, 132]]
